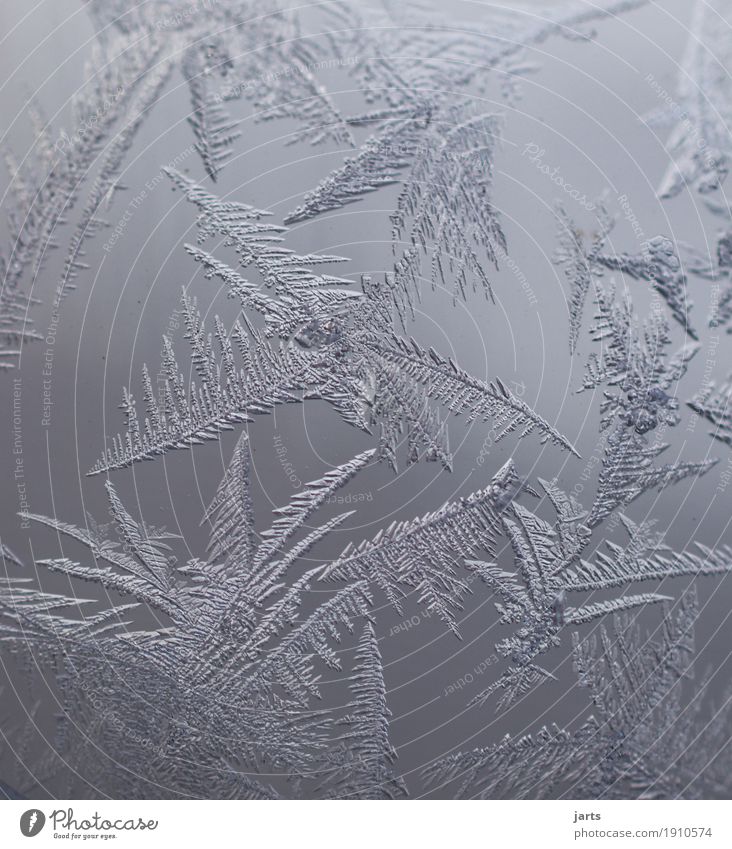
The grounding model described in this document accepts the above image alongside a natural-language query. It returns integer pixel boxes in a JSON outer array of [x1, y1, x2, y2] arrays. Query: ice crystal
[[215, 5, 355, 149], [425, 590, 732, 798], [569, 589, 727, 799], [285, 2, 650, 309], [581, 282, 697, 432], [0, 34, 168, 366], [182, 39, 240, 181], [8, 434, 409, 797], [467, 479, 730, 709], [688, 374, 732, 448], [288, 106, 506, 313], [322, 459, 525, 633], [289, 0, 651, 223], [554, 206, 694, 348], [0, 0, 651, 368], [5, 0, 732, 803], [554, 203, 614, 354], [573, 281, 713, 525], [90, 172, 575, 474], [682, 228, 732, 333], [651, 0, 732, 200], [0, 0, 309, 366], [587, 427, 716, 527], [321, 622, 408, 799], [423, 720, 594, 799]]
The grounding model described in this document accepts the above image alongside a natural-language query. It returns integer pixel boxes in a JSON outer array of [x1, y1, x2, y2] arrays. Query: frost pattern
[[287, 0, 651, 223], [1, 34, 168, 367], [322, 459, 523, 634], [425, 590, 732, 798], [283, 2, 650, 311], [89, 171, 576, 474], [575, 282, 714, 526], [554, 206, 694, 350], [650, 0, 732, 200], [182, 39, 240, 182], [688, 374, 732, 448], [683, 229, 732, 333], [3, 0, 732, 802], [1, 0, 649, 367], [466, 482, 731, 710], [5, 435, 409, 798]]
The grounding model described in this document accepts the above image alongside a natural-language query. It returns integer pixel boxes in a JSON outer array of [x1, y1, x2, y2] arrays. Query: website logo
[[20, 809, 46, 837]]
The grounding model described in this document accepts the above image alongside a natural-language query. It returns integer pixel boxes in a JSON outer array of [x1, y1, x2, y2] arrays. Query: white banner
[[0, 800, 730, 848]]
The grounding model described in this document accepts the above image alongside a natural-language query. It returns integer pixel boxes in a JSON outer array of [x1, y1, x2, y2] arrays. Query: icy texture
[[5, 436, 404, 798], [4, 0, 732, 802], [425, 591, 732, 798], [89, 171, 576, 475]]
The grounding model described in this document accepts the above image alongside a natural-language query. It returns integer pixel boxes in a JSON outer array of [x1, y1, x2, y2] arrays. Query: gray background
[[1, 0, 731, 798]]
